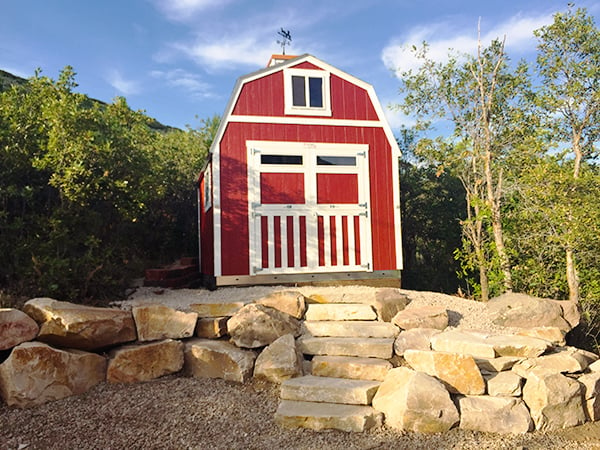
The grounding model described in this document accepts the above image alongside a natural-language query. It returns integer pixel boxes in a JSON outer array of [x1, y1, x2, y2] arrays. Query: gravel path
[[2, 286, 600, 449]]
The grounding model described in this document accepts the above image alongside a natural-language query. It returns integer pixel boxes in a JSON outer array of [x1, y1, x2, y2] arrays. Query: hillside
[[0, 68, 173, 132]]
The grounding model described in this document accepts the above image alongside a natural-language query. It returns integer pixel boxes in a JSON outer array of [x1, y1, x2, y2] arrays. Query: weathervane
[[277, 28, 292, 55]]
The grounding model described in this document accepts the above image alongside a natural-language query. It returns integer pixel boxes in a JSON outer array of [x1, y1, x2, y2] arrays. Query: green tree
[[397, 32, 534, 299], [0, 66, 216, 301], [534, 6, 600, 302]]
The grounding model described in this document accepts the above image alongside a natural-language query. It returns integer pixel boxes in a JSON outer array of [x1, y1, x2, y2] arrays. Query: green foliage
[[398, 132, 466, 294], [0, 67, 216, 302]]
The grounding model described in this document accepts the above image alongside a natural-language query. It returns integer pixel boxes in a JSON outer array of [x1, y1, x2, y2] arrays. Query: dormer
[[283, 66, 331, 117]]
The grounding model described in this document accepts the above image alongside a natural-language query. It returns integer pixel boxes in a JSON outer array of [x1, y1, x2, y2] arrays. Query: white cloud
[[106, 69, 141, 96], [151, 68, 214, 98], [152, 0, 232, 21], [173, 34, 276, 70], [382, 12, 553, 76]]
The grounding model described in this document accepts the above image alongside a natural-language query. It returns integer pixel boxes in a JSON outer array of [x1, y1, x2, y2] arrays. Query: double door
[[247, 141, 372, 275]]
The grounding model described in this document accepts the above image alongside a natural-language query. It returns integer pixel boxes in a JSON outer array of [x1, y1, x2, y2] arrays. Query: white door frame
[[247, 140, 372, 275]]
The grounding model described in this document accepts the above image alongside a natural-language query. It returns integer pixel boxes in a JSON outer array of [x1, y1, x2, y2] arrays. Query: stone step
[[305, 303, 377, 321], [311, 355, 392, 381], [280, 375, 381, 405], [275, 400, 383, 432], [303, 320, 398, 338], [298, 336, 394, 359]]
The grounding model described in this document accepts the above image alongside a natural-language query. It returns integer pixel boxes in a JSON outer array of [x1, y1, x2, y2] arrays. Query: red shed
[[198, 54, 402, 288]]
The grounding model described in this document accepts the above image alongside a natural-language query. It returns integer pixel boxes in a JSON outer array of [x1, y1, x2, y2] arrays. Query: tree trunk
[[479, 264, 489, 302], [484, 152, 513, 292], [566, 247, 580, 303]]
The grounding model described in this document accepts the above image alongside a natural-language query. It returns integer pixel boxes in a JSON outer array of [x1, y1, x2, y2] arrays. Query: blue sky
[[1, 0, 599, 131]]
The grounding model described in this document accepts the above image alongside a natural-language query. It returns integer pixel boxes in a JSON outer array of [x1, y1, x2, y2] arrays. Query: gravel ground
[[2, 286, 600, 449]]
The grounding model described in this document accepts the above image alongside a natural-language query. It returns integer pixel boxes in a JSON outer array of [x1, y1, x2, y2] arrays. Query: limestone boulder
[[392, 306, 448, 331], [487, 293, 571, 332], [23, 298, 136, 350], [372, 367, 459, 433], [303, 320, 398, 338], [189, 302, 245, 318], [485, 371, 523, 397], [304, 303, 377, 321], [227, 304, 301, 348], [195, 317, 228, 339], [0, 341, 106, 407], [522, 371, 586, 431], [404, 349, 485, 395], [517, 327, 566, 346], [132, 304, 197, 342], [458, 396, 532, 434], [393, 328, 440, 357], [311, 355, 392, 381], [590, 360, 600, 372], [253, 334, 303, 383], [485, 335, 550, 358], [184, 338, 256, 383], [256, 291, 307, 319], [548, 299, 580, 329], [275, 400, 382, 432], [107, 339, 184, 383], [430, 330, 495, 359], [578, 372, 600, 421], [512, 347, 589, 376], [370, 289, 411, 322], [0, 308, 39, 350]]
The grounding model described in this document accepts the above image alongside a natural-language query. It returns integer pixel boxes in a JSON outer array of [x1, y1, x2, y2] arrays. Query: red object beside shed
[[197, 54, 402, 288]]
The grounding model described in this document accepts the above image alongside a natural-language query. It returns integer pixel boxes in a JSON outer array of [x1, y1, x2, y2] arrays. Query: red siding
[[217, 122, 397, 275], [231, 70, 379, 121]]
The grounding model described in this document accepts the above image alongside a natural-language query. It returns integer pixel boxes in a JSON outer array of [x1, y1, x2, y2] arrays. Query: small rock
[[393, 328, 440, 357], [392, 306, 448, 331], [184, 338, 256, 383], [458, 396, 532, 434], [256, 291, 307, 319], [195, 317, 228, 339], [227, 304, 301, 348], [253, 334, 303, 383], [485, 371, 523, 397], [370, 289, 410, 322], [132, 304, 197, 342], [578, 372, 600, 421], [404, 349, 485, 395]]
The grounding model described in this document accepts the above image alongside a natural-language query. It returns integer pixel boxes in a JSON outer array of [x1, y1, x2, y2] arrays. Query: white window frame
[[284, 68, 332, 117], [203, 163, 212, 212]]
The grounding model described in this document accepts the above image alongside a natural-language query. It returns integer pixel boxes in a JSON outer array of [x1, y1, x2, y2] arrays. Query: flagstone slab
[[280, 375, 380, 405], [275, 400, 382, 432], [298, 336, 394, 359], [311, 355, 392, 381]]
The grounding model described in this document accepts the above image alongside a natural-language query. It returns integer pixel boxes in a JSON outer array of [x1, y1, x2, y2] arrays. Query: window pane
[[292, 76, 306, 107], [309, 77, 323, 107], [317, 156, 357, 166], [261, 155, 303, 165]]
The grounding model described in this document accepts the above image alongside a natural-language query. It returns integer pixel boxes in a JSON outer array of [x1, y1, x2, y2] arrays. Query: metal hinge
[[361, 263, 370, 270], [357, 151, 366, 157], [251, 148, 261, 155]]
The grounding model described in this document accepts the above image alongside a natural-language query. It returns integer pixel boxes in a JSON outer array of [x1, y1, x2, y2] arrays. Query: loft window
[[261, 154, 303, 165], [317, 156, 357, 166], [292, 76, 323, 108], [284, 68, 331, 116]]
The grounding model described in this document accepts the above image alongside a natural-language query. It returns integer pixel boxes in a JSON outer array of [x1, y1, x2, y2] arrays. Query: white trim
[[212, 151, 222, 277], [197, 186, 202, 269], [391, 152, 403, 270], [230, 115, 382, 128], [283, 68, 332, 117], [203, 163, 212, 212]]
